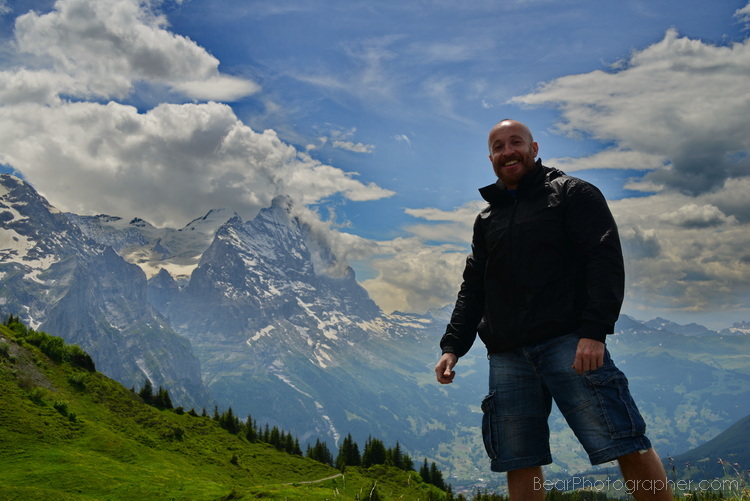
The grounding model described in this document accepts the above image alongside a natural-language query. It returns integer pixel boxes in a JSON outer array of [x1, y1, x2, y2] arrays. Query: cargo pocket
[[584, 367, 646, 439], [481, 392, 498, 460]]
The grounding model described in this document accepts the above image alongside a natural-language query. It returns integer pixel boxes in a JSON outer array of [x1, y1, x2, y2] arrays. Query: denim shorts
[[481, 334, 651, 472]]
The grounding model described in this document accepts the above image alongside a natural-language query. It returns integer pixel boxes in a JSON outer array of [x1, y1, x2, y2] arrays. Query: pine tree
[[262, 424, 270, 443], [269, 426, 281, 448], [154, 386, 173, 410], [307, 439, 334, 466], [420, 459, 430, 483], [245, 415, 258, 441], [138, 379, 154, 405], [362, 436, 387, 467], [402, 452, 414, 472], [429, 461, 446, 490], [335, 434, 361, 470], [220, 407, 241, 434], [387, 441, 404, 469]]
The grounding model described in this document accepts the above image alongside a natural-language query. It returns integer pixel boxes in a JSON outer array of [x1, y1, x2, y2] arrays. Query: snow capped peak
[[180, 208, 237, 233]]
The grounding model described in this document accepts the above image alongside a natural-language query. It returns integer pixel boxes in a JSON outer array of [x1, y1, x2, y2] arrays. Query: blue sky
[[1, 0, 750, 328]]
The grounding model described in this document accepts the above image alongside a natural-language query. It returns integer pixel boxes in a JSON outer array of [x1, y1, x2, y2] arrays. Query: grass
[[0, 324, 448, 500]]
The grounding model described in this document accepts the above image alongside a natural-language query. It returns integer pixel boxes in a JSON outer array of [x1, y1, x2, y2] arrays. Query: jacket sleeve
[[564, 179, 625, 342], [440, 213, 487, 358]]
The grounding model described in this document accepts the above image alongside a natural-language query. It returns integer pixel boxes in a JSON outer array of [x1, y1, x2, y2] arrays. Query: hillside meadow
[[0, 322, 449, 500]]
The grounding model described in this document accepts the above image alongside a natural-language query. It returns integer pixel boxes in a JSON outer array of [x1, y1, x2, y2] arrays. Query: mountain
[[644, 317, 715, 336], [0, 321, 446, 500], [2, 174, 750, 494], [668, 413, 750, 482], [67, 207, 236, 281], [0, 175, 211, 409]]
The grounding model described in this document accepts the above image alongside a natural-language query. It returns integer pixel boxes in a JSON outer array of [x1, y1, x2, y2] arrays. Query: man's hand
[[572, 338, 605, 375], [435, 353, 458, 384]]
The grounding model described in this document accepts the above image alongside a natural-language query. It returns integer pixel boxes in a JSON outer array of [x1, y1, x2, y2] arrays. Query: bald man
[[435, 120, 671, 500]]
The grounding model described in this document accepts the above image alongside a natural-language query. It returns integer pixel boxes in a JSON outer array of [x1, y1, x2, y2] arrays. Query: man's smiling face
[[488, 120, 539, 189]]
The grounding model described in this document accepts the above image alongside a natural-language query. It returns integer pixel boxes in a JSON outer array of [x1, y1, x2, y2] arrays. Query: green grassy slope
[[0, 324, 447, 500], [668, 413, 750, 481]]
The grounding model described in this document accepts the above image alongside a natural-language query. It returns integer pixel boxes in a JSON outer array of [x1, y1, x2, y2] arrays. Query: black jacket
[[440, 160, 624, 357]]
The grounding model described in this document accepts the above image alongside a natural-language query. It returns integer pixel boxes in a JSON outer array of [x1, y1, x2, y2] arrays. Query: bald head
[[487, 120, 534, 153]]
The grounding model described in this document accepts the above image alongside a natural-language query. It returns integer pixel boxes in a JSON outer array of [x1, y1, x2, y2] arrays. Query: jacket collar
[[479, 158, 546, 205]]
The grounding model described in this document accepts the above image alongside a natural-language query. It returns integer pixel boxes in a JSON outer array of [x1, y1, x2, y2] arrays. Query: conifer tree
[[361, 436, 387, 467], [307, 439, 333, 466], [402, 452, 414, 472], [138, 379, 154, 405], [262, 424, 271, 443], [335, 433, 361, 470], [387, 441, 404, 469], [420, 459, 430, 483], [429, 461, 446, 490], [245, 415, 258, 441], [154, 386, 173, 410]]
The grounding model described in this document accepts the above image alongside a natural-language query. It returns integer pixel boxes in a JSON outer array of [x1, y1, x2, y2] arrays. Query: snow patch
[[248, 325, 275, 343]]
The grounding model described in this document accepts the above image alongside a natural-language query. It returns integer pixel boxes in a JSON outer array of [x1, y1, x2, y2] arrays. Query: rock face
[[0, 175, 211, 408], [154, 196, 439, 444]]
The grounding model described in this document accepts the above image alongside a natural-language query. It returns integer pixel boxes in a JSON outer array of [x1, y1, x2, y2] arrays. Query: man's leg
[[507, 466, 545, 501], [617, 448, 673, 500]]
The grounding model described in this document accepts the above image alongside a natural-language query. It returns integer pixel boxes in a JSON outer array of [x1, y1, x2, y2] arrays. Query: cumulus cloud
[[513, 29, 750, 196], [12, 0, 259, 101], [659, 204, 737, 228], [610, 193, 750, 316], [0, 0, 393, 230], [547, 149, 667, 173], [361, 238, 467, 314], [0, 101, 391, 227], [352, 201, 484, 311]]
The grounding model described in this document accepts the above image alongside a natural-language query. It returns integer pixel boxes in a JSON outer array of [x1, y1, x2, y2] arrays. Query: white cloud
[[405, 201, 485, 223], [0, 101, 392, 227], [735, 2, 750, 28], [354, 201, 485, 311], [361, 238, 467, 314], [318, 126, 376, 154], [546, 149, 667, 172], [659, 204, 737, 229], [331, 140, 375, 154], [513, 29, 750, 195], [12, 0, 258, 101], [394, 134, 411, 147], [612, 193, 750, 317]]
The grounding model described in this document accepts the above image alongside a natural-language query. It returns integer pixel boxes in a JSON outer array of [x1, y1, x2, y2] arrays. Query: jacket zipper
[[508, 197, 520, 335]]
